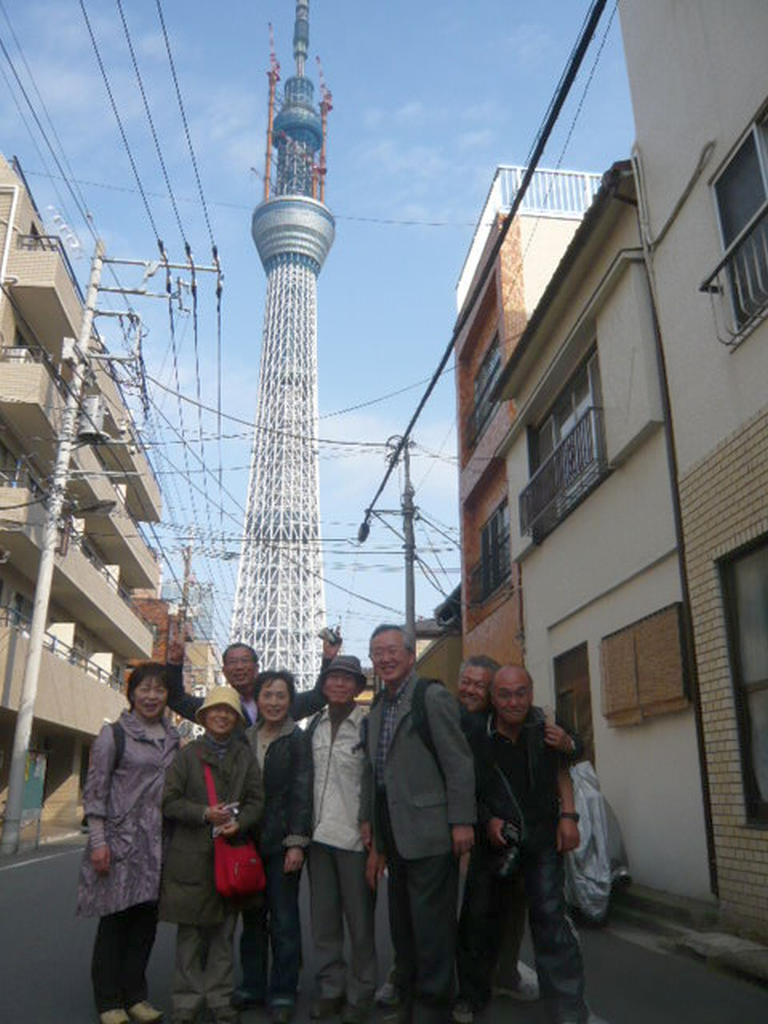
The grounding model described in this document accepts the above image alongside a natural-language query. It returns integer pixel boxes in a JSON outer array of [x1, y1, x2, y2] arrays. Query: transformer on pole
[[231, 0, 334, 688]]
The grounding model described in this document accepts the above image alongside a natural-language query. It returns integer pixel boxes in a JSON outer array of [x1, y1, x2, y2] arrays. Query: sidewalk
[[610, 883, 768, 987]]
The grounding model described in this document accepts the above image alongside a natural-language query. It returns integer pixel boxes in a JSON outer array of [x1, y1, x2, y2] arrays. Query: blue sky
[[0, 1, 635, 661]]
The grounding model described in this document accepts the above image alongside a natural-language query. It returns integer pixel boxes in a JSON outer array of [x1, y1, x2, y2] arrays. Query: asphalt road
[[1, 840, 766, 1024]]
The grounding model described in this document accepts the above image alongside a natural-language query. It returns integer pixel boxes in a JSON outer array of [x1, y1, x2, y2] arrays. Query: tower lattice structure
[[232, 0, 334, 688]]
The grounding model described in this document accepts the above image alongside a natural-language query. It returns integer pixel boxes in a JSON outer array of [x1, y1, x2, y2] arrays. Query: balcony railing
[[467, 539, 511, 607], [0, 343, 68, 399], [700, 203, 768, 345], [15, 232, 84, 303], [70, 532, 135, 609], [520, 406, 608, 541], [0, 605, 123, 692]]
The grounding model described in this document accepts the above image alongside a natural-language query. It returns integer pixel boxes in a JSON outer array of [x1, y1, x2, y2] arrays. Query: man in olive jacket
[[359, 625, 476, 1024]]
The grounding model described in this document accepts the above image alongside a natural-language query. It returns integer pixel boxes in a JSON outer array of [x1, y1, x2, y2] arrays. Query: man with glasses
[[359, 624, 475, 1024]]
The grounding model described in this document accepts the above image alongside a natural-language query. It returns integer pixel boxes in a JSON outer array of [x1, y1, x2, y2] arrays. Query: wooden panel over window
[[600, 604, 689, 726]]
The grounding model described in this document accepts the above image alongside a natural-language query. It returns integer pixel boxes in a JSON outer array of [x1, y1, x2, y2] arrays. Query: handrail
[[699, 203, 768, 344]]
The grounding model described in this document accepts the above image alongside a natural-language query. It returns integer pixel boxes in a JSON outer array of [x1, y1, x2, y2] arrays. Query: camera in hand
[[497, 821, 524, 878]]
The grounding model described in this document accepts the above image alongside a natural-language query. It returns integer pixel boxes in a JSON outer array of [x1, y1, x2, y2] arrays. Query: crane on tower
[[315, 55, 332, 203], [264, 22, 281, 201]]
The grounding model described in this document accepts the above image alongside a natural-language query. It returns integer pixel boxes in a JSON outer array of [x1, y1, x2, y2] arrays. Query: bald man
[[456, 666, 588, 1024]]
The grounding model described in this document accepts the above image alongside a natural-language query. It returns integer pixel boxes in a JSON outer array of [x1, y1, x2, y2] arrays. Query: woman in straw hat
[[160, 686, 264, 1024]]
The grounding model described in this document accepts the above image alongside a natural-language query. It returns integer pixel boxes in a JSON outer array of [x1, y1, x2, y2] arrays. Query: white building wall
[[505, 213, 711, 897], [619, 0, 768, 474]]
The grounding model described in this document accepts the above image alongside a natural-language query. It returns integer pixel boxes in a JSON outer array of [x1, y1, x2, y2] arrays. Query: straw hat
[[195, 685, 245, 725]]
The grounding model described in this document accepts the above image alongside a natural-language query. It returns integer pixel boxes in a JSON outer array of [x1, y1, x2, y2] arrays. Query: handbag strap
[[203, 762, 218, 805]]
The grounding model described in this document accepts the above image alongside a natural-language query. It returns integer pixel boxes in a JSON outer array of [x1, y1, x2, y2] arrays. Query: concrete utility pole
[[401, 440, 416, 645], [0, 240, 104, 856]]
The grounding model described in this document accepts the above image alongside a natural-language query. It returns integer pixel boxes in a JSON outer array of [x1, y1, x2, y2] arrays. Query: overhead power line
[[357, 0, 610, 537]]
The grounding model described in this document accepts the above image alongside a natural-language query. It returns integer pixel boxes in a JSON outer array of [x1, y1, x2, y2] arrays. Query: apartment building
[[0, 154, 161, 842], [455, 166, 600, 666], [620, 0, 768, 935], [495, 166, 711, 899]]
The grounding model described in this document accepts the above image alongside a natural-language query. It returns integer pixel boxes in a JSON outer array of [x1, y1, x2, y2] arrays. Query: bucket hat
[[195, 684, 245, 725], [320, 654, 367, 692]]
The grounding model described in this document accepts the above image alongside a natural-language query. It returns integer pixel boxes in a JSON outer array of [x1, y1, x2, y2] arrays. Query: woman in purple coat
[[77, 663, 180, 1024]]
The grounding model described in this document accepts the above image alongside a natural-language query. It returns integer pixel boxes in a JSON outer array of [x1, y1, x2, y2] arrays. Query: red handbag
[[203, 762, 266, 898]]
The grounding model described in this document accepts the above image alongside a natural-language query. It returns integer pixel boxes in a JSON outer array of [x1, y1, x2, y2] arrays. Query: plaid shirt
[[375, 676, 410, 790]]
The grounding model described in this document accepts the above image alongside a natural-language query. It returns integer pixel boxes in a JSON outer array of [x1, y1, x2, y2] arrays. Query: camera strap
[[493, 762, 527, 844]]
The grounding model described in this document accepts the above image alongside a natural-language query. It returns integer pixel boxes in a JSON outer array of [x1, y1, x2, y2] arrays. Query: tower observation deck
[[231, 0, 334, 687]]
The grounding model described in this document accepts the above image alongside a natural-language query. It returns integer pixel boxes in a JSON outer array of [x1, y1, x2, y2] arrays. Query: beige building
[[496, 167, 712, 899], [619, 0, 768, 935], [0, 154, 161, 842]]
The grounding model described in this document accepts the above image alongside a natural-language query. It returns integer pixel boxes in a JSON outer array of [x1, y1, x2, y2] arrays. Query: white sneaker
[[452, 1000, 474, 1024], [492, 960, 539, 1001], [374, 980, 399, 1008]]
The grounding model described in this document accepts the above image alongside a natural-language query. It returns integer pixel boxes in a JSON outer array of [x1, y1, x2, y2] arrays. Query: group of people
[[76, 623, 590, 1024]]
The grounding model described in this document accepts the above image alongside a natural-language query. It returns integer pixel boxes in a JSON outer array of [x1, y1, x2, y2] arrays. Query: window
[[469, 499, 511, 604], [468, 336, 501, 448], [520, 353, 607, 540], [722, 540, 768, 822], [707, 117, 768, 334], [600, 605, 689, 726]]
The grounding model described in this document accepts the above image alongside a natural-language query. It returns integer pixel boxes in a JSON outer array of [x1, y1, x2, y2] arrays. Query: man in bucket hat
[[305, 656, 377, 1024]]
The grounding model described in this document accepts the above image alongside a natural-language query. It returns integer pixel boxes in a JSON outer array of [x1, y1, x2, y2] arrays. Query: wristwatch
[[560, 811, 580, 822]]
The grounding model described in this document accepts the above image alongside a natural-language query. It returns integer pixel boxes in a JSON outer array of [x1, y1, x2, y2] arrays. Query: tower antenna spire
[[293, 0, 309, 77]]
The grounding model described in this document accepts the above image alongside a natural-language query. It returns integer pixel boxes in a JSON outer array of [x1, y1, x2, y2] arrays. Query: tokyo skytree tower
[[231, 0, 334, 687]]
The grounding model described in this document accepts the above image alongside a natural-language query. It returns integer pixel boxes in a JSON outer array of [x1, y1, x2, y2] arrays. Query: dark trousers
[[377, 791, 458, 1024], [457, 842, 587, 1023], [240, 852, 302, 1008], [91, 900, 158, 1012]]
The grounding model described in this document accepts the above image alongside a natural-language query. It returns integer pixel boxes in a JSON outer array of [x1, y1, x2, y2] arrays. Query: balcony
[[701, 203, 768, 346], [464, 397, 498, 452], [7, 235, 83, 357], [0, 607, 126, 736], [467, 539, 511, 607], [0, 346, 65, 446], [69, 445, 159, 589], [0, 486, 154, 659], [520, 406, 608, 542]]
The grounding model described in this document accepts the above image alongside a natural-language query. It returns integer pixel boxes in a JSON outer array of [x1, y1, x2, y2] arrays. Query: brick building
[[455, 166, 600, 666]]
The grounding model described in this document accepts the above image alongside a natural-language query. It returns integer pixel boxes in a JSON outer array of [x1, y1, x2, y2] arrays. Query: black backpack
[[359, 678, 444, 765], [82, 721, 125, 828]]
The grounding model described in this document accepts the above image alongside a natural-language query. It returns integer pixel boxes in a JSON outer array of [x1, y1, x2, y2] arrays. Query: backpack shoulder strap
[[410, 678, 444, 764], [110, 720, 126, 769]]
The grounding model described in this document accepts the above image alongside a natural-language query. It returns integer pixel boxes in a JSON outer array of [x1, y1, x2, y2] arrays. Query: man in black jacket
[[456, 665, 588, 1024]]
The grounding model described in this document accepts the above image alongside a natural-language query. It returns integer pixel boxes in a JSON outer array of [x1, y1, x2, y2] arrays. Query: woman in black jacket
[[242, 670, 311, 1024]]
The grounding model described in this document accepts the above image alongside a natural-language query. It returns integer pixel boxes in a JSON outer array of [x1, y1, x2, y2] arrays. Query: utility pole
[[400, 440, 416, 645], [0, 240, 104, 856], [360, 435, 417, 644]]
